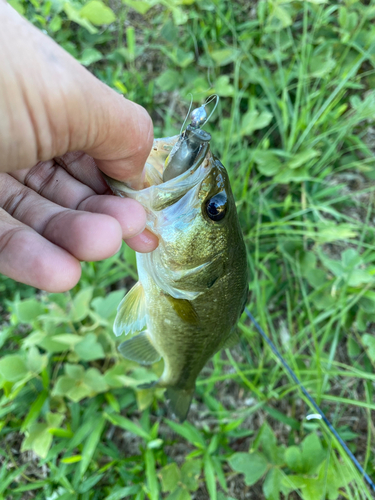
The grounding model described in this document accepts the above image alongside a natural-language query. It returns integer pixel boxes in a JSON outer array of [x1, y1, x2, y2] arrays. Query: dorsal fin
[[118, 331, 161, 365], [114, 282, 146, 337]]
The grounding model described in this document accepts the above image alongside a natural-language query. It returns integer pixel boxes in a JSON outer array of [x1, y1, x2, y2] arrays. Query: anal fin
[[118, 331, 161, 365]]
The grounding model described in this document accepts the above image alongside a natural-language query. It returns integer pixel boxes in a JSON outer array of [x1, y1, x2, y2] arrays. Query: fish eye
[[205, 192, 227, 221]]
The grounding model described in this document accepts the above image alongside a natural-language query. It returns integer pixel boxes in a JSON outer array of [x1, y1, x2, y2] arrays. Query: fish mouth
[[103, 136, 212, 211]]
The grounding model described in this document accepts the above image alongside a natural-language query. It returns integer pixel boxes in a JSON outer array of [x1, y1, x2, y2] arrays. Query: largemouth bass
[[104, 104, 248, 421]]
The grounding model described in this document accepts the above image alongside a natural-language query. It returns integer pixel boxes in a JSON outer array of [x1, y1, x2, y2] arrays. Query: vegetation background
[[1, 0, 375, 498]]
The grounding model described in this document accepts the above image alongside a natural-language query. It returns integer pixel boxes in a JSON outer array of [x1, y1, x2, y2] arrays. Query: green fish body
[[105, 132, 248, 421]]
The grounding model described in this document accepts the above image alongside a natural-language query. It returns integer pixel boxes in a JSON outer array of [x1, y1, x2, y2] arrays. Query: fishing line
[[202, 94, 219, 128], [180, 94, 194, 135], [244, 307, 375, 494]]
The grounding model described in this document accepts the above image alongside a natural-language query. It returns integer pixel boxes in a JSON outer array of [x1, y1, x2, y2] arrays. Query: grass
[[1, 0, 375, 499]]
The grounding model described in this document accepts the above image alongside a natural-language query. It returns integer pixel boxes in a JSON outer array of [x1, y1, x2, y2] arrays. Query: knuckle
[[23, 161, 57, 196], [0, 219, 23, 256], [0, 182, 32, 219]]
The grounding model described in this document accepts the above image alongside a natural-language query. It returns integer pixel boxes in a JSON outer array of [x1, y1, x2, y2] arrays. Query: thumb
[[92, 99, 153, 186], [78, 82, 154, 188], [1, 3, 153, 186]]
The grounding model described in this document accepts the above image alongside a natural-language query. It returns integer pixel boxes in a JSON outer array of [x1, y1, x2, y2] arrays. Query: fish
[[103, 104, 249, 421]]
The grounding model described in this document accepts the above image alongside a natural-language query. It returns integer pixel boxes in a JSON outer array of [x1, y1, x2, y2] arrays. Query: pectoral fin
[[164, 295, 200, 325], [118, 331, 161, 365], [166, 387, 195, 422], [114, 281, 147, 337]]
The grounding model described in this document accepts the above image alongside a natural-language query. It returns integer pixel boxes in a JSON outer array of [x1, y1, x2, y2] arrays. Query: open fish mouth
[[102, 134, 212, 212]]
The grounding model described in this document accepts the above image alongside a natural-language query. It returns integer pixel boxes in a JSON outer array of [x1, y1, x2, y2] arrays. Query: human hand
[[0, 3, 158, 292]]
